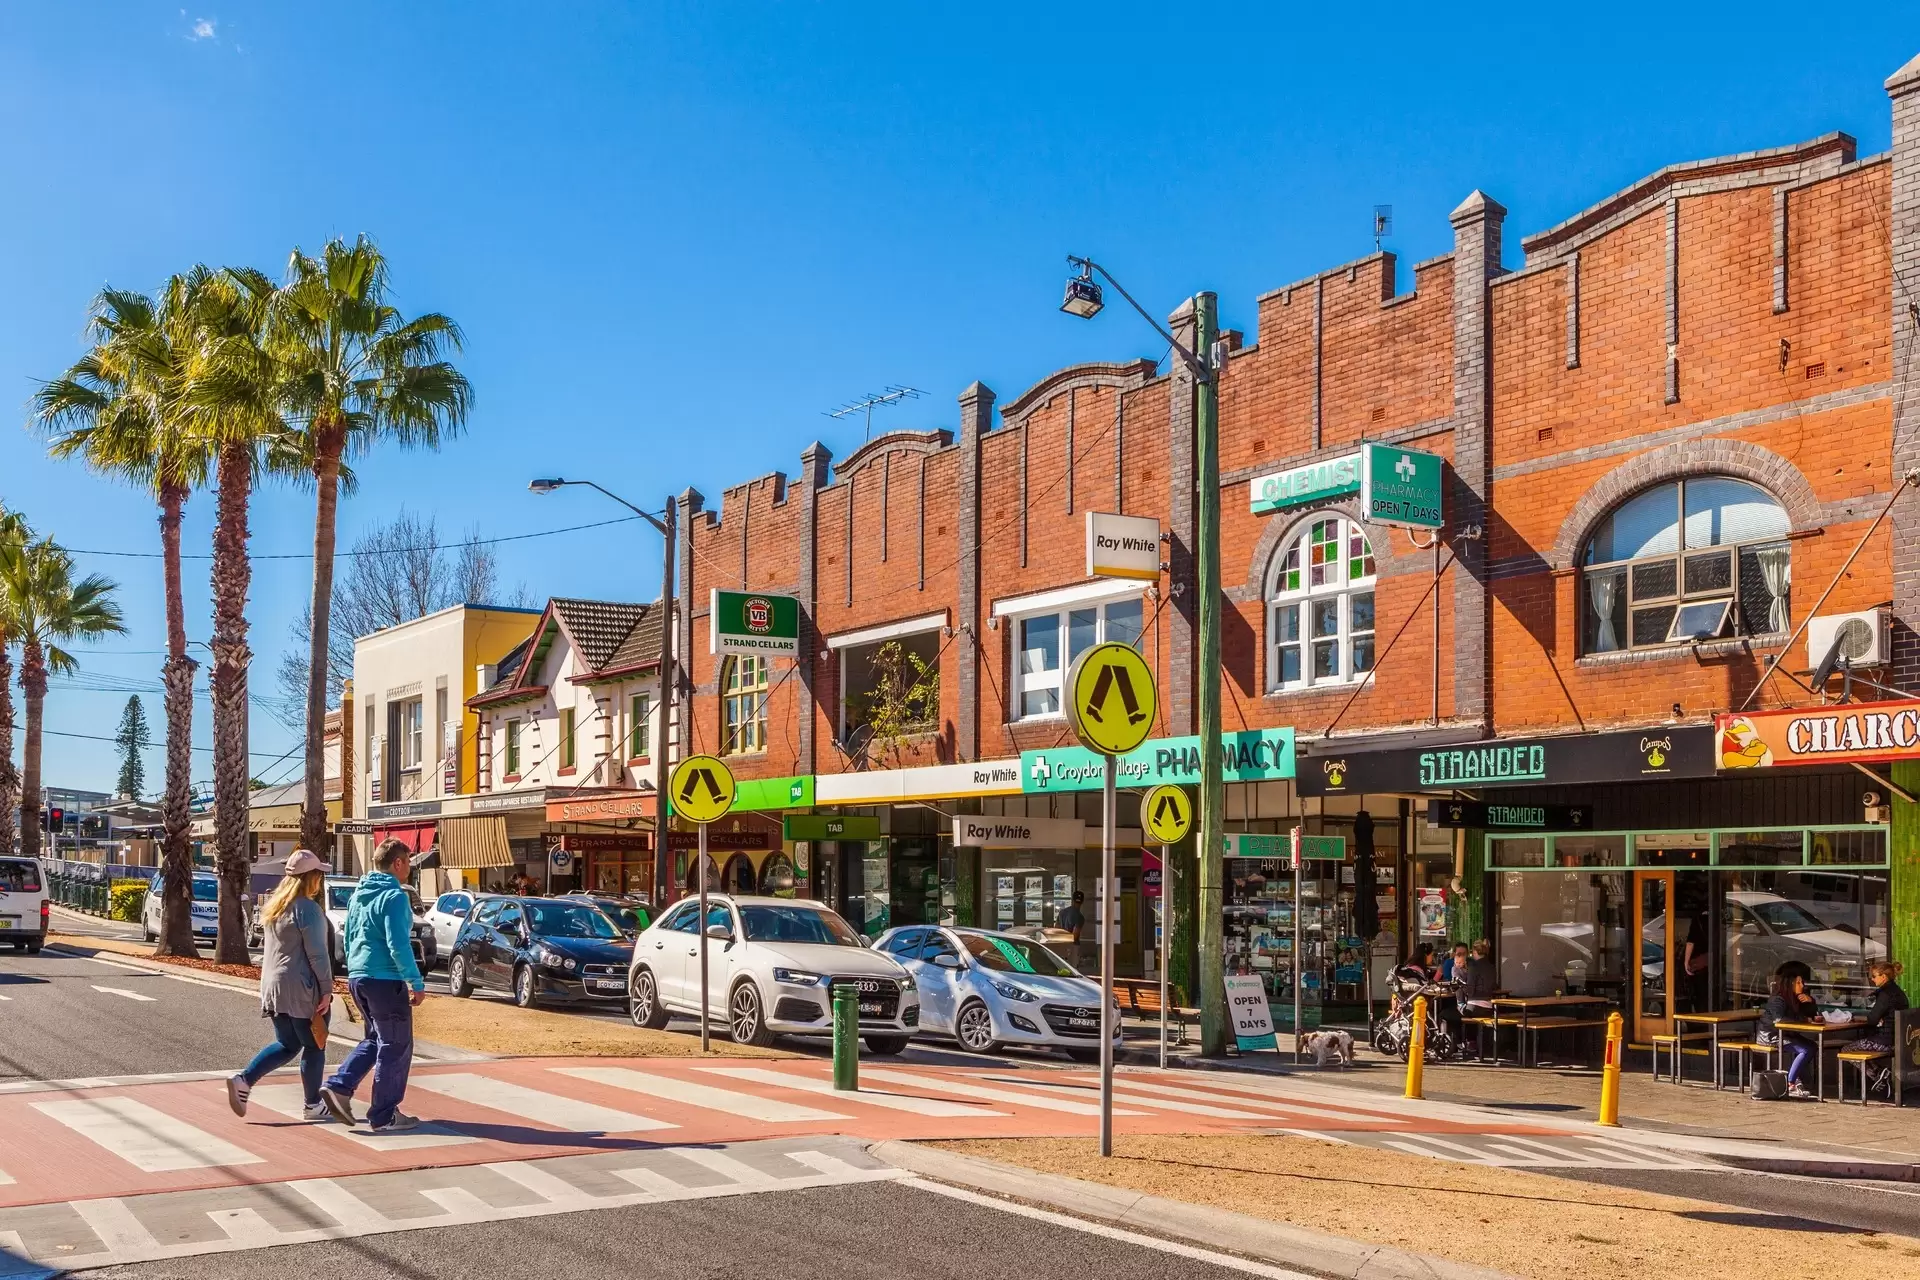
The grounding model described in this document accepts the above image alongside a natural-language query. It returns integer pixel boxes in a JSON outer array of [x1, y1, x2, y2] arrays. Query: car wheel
[[629, 968, 670, 1029], [955, 1000, 998, 1054], [24, 940, 40, 956], [143, 920, 155, 942], [728, 980, 776, 1047], [512, 964, 538, 1009], [863, 1034, 910, 1056], [447, 953, 473, 998], [1064, 1047, 1101, 1064]]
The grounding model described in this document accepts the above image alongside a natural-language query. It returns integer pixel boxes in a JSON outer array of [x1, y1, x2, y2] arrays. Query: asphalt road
[[1560, 1166, 1920, 1237], [73, 1181, 1282, 1280]]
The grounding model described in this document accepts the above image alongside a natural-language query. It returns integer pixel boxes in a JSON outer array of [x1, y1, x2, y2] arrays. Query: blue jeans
[[243, 1013, 325, 1105], [325, 978, 414, 1128], [1780, 1032, 1815, 1086]]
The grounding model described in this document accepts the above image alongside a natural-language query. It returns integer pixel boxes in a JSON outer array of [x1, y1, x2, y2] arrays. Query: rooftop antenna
[[1373, 204, 1393, 252], [825, 385, 924, 441]]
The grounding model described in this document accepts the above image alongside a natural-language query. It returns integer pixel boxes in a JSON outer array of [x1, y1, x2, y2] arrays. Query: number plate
[[859, 1000, 884, 1016], [590, 979, 626, 992], [0, 920, 11, 929], [1068, 1016, 1098, 1029]]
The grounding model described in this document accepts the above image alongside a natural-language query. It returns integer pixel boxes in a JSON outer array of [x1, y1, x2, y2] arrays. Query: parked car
[[446, 895, 634, 1007], [0, 856, 48, 953], [875, 925, 1118, 1060], [142, 870, 233, 944], [563, 892, 650, 936], [627, 894, 919, 1053], [425, 890, 480, 958], [321, 876, 436, 970], [1722, 890, 1887, 1003]]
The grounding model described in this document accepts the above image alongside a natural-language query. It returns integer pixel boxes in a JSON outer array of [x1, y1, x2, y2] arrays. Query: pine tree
[[114, 695, 150, 800]]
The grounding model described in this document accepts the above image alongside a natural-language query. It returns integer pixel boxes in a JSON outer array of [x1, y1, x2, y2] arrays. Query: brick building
[[632, 54, 1920, 1046]]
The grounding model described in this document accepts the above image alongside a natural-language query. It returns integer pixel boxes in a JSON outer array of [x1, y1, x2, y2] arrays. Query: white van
[[0, 856, 49, 953]]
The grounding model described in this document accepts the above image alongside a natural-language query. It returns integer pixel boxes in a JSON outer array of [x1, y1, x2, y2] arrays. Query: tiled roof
[[551, 598, 650, 671], [597, 602, 664, 675], [481, 634, 534, 694]]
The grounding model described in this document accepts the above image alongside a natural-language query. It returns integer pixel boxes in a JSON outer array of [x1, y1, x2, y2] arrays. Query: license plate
[[0, 920, 11, 929], [1069, 1016, 1097, 1029], [590, 979, 625, 992], [859, 1000, 884, 1016]]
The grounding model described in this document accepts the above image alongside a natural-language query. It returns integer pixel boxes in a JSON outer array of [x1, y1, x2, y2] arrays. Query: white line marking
[[1384, 1133, 1505, 1163], [410, 1072, 675, 1133], [0, 994, 11, 1000], [69, 1198, 162, 1252], [1481, 1143, 1559, 1165], [1278, 1128, 1352, 1145], [249, 1085, 477, 1151], [1384, 1138, 1502, 1164], [908, 1178, 1318, 1279], [79, 956, 249, 992], [703, 1067, 1004, 1117], [1012, 1077, 1272, 1120], [1488, 1136, 1605, 1165], [1107, 1073, 1396, 1122], [610, 1164, 685, 1194], [90, 986, 156, 1002], [0, 1070, 231, 1096], [207, 1207, 281, 1245], [286, 1178, 389, 1232], [421, 1186, 495, 1220], [863, 1068, 1146, 1116], [1578, 1139, 1705, 1168], [484, 1160, 596, 1205], [34, 1097, 262, 1171], [785, 1148, 865, 1177], [555, 1066, 850, 1122], [675, 1147, 781, 1185]]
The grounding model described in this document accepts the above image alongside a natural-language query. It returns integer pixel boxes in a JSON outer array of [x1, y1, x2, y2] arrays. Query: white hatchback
[[0, 857, 48, 953]]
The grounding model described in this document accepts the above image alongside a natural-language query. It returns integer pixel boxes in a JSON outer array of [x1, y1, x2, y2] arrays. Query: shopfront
[[544, 789, 657, 899]]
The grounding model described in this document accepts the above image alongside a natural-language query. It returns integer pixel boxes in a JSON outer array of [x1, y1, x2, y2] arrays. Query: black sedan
[[445, 895, 633, 1008]]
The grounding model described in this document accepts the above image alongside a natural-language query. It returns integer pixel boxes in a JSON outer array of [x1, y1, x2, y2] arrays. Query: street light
[[529, 477, 678, 909], [1059, 257, 1228, 1059]]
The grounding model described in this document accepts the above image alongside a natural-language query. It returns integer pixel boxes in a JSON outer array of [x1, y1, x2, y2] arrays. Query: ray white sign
[[952, 815, 1089, 849], [1085, 511, 1161, 581]]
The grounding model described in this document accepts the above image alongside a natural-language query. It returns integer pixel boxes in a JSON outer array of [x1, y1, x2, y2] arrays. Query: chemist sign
[[1361, 442, 1444, 529]]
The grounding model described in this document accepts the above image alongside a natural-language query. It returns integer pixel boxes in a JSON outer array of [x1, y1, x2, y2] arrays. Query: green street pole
[[1194, 291, 1227, 1058]]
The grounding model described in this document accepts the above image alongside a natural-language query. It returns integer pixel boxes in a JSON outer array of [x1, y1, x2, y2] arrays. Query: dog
[[1302, 1029, 1354, 1069]]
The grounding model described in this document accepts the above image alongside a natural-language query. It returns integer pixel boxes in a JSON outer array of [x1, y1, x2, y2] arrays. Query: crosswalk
[[1309, 1128, 1717, 1169]]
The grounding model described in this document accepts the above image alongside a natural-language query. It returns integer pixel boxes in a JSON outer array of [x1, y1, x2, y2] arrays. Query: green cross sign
[[1362, 442, 1443, 530]]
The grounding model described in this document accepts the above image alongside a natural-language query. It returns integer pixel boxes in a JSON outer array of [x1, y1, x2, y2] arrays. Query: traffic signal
[[43, 807, 63, 833]]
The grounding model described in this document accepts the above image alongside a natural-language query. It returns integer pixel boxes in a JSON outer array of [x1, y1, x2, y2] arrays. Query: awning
[[373, 821, 436, 854], [438, 815, 514, 869]]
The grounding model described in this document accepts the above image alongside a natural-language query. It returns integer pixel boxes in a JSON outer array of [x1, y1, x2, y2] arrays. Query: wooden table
[[1489, 995, 1615, 1067], [1671, 1009, 1759, 1087], [1773, 1018, 1866, 1099]]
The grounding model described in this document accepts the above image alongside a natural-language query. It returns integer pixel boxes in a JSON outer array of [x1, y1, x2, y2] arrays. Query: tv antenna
[[1372, 204, 1393, 252], [825, 386, 923, 440]]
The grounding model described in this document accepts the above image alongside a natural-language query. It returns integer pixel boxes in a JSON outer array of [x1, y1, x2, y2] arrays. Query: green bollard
[[832, 984, 859, 1091]]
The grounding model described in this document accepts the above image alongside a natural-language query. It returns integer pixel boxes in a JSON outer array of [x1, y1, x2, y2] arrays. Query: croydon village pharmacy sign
[[1023, 728, 1295, 793]]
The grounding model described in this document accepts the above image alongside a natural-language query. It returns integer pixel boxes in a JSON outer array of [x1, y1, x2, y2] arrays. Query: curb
[[868, 1140, 1513, 1280], [1703, 1152, 1920, 1181]]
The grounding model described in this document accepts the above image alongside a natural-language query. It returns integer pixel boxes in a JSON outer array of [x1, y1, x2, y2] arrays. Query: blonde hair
[[1870, 959, 1905, 982], [262, 870, 324, 925]]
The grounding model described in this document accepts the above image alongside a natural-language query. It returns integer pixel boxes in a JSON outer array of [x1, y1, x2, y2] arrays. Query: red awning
[[372, 821, 437, 854]]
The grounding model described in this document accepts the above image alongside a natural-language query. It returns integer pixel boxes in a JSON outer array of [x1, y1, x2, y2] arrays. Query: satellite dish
[[1811, 616, 1877, 691]]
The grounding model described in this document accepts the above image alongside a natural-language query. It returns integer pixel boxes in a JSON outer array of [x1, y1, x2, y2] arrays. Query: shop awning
[[438, 815, 514, 869], [373, 821, 436, 854]]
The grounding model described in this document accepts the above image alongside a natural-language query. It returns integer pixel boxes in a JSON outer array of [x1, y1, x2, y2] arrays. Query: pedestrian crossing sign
[[670, 754, 736, 825], [1065, 641, 1157, 757], [1141, 783, 1192, 846]]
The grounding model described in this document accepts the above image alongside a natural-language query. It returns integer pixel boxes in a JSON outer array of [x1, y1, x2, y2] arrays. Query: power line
[[39, 725, 299, 760], [63, 513, 650, 561]]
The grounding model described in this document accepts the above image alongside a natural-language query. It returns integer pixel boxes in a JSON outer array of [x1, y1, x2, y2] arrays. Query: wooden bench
[[1114, 978, 1200, 1045], [1838, 1045, 1894, 1104], [1461, 1015, 1502, 1062], [1712, 1041, 1771, 1090], [1648, 1031, 1714, 1083], [1517, 1016, 1610, 1067]]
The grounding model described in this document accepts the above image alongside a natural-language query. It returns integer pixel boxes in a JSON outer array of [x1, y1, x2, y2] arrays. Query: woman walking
[[227, 850, 334, 1120]]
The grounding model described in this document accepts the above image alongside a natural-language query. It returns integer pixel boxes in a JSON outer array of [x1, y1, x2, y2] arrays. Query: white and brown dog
[[1301, 1029, 1354, 1068]]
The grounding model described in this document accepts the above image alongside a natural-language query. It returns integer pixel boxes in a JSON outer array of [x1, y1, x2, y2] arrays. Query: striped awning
[[437, 815, 514, 869]]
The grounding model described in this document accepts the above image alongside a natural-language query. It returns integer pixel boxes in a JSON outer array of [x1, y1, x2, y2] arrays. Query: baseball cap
[[283, 849, 327, 876]]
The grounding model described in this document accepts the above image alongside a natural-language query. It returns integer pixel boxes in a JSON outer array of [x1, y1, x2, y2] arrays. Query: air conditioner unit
[[1805, 608, 1890, 671]]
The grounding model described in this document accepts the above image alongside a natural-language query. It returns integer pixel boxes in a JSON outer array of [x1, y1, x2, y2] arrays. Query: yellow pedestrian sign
[[670, 754, 736, 824], [1066, 641, 1157, 757], [1141, 783, 1192, 846]]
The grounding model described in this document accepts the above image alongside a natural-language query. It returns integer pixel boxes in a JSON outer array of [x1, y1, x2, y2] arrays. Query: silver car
[[875, 925, 1120, 1061]]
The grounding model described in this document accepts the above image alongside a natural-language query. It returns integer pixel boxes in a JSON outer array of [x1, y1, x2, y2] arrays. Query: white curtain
[[1756, 546, 1791, 633], [1587, 571, 1622, 652]]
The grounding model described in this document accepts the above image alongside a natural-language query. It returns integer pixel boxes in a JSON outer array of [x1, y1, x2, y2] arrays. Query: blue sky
[[0, 4, 1913, 795]]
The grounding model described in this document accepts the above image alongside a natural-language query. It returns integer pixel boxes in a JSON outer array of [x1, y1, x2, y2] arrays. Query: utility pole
[[1193, 292, 1227, 1057], [653, 495, 677, 909]]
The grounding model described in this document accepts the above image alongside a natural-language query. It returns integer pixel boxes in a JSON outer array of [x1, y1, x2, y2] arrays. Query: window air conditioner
[[1805, 608, 1890, 671]]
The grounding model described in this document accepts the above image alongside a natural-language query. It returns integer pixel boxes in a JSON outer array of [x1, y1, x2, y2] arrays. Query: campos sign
[[1716, 701, 1920, 769], [1085, 511, 1161, 581], [710, 589, 800, 656]]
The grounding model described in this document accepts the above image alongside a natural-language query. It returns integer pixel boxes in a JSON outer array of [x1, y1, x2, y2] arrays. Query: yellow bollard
[[1597, 1010, 1624, 1126], [1404, 995, 1427, 1099]]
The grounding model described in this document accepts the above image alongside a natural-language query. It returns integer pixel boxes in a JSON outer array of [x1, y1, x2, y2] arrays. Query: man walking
[[319, 839, 426, 1133]]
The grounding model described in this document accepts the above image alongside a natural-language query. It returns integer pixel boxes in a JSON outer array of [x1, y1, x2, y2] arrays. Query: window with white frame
[[1013, 596, 1144, 720], [397, 698, 425, 770], [1267, 515, 1376, 691]]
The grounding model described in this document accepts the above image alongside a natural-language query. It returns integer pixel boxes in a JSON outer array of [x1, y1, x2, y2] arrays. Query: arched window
[[1581, 477, 1790, 654], [1267, 515, 1376, 691]]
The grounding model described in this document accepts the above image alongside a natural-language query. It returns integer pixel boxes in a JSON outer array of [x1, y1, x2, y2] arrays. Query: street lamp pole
[[529, 479, 677, 908], [1059, 260, 1228, 1056]]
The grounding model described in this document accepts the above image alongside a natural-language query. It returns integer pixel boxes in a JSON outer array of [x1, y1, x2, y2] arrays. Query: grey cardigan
[[259, 895, 332, 1019]]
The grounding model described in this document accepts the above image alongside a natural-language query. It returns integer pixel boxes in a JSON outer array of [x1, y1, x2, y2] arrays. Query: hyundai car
[[446, 895, 633, 1007], [875, 924, 1118, 1060]]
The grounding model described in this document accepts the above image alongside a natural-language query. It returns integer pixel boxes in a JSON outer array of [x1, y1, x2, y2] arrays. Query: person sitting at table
[[1395, 943, 1437, 986], [1460, 940, 1497, 1014], [1855, 959, 1908, 1055], [1440, 942, 1469, 982], [1757, 960, 1819, 1100]]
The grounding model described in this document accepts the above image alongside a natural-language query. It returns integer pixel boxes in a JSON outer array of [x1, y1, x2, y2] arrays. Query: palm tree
[[267, 237, 471, 853], [36, 276, 209, 956], [0, 509, 29, 853], [0, 538, 124, 859]]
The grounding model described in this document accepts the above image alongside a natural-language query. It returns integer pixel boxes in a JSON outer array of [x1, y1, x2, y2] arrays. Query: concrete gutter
[[869, 1140, 1514, 1280]]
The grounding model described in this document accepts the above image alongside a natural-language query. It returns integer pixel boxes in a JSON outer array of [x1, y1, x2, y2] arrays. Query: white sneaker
[[1787, 1082, 1814, 1100], [225, 1075, 251, 1117], [370, 1112, 421, 1134], [302, 1101, 331, 1122]]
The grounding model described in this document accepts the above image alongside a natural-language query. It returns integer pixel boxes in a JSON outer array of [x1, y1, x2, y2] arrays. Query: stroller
[[1370, 973, 1461, 1062]]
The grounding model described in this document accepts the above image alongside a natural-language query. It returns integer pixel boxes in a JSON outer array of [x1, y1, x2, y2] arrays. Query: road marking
[[249, 1085, 477, 1151], [33, 1096, 262, 1172], [1486, 1136, 1606, 1165], [555, 1066, 851, 1122], [0, 994, 11, 1000], [1109, 1073, 1396, 1122], [207, 1207, 281, 1245], [0, 1070, 232, 1096], [286, 1178, 389, 1232], [785, 1148, 865, 1177], [702, 1067, 1005, 1117], [1279, 1128, 1352, 1144], [78, 956, 251, 992], [863, 1068, 1147, 1116], [1386, 1133, 1508, 1163], [421, 1186, 494, 1220], [89, 986, 156, 1002], [1385, 1138, 1507, 1164], [69, 1198, 162, 1253], [910, 1179, 1317, 1279], [610, 1164, 685, 1194], [1578, 1140, 1704, 1168], [485, 1160, 597, 1206], [675, 1147, 778, 1186], [1011, 1076, 1273, 1119], [1088, 1076, 1332, 1116], [409, 1072, 675, 1133]]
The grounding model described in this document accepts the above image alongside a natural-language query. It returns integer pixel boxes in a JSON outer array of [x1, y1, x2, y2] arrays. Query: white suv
[[627, 894, 920, 1053], [0, 857, 48, 953]]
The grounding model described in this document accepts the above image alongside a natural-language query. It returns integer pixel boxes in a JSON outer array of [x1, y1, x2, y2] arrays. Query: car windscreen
[[0, 860, 41, 892], [192, 878, 219, 902], [1748, 899, 1824, 936], [960, 933, 1077, 977], [524, 901, 622, 940], [739, 904, 861, 946], [327, 885, 353, 910]]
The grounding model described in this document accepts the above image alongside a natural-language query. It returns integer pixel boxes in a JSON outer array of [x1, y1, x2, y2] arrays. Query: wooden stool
[[1838, 1047, 1893, 1104]]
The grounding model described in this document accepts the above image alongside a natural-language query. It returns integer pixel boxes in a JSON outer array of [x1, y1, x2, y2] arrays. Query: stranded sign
[[1715, 700, 1920, 769]]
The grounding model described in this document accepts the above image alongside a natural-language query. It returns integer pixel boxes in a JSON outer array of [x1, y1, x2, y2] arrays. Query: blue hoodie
[[342, 872, 425, 991]]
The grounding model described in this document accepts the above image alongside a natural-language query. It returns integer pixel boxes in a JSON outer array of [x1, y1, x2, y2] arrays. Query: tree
[[36, 276, 211, 956], [114, 695, 150, 800], [0, 509, 27, 851], [843, 639, 940, 769], [0, 537, 124, 860], [271, 510, 523, 731], [265, 237, 472, 853]]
